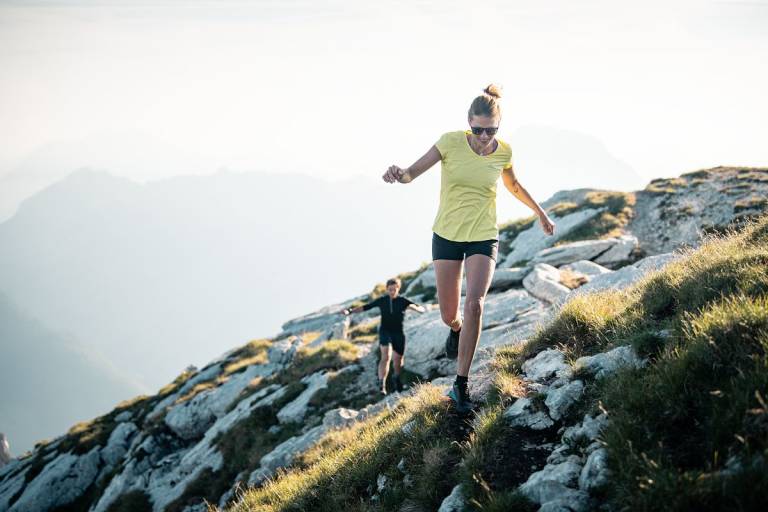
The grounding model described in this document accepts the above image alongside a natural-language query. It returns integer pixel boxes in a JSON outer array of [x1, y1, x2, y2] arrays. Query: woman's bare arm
[[502, 166, 555, 235], [382, 145, 441, 184]]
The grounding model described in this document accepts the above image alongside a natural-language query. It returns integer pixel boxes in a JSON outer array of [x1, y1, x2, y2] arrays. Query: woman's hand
[[539, 212, 556, 236], [383, 165, 408, 184]]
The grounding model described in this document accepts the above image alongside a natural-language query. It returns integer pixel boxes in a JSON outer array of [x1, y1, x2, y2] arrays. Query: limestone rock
[[519, 456, 583, 504], [322, 408, 359, 429], [574, 345, 644, 380], [504, 398, 554, 430], [0, 434, 10, 467], [9, 448, 101, 512], [488, 267, 531, 290], [579, 448, 610, 492], [571, 252, 678, 297], [248, 424, 327, 485], [523, 264, 571, 303], [562, 414, 608, 446], [501, 208, 604, 267], [522, 349, 571, 383], [545, 380, 585, 421], [438, 484, 466, 512], [594, 235, 638, 266], [532, 239, 617, 267], [277, 371, 329, 424], [560, 260, 612, 278], [165, 363, 277, 439]]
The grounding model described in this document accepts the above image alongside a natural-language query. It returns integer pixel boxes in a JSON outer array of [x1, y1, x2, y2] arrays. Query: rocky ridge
[[1, 167, 766, 512]]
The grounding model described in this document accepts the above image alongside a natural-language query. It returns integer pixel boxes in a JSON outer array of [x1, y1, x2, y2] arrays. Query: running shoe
[[448, 382, 473, 414]]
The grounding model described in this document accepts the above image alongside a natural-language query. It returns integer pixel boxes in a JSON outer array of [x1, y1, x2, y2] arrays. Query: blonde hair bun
[[483, 84, 502, 99]]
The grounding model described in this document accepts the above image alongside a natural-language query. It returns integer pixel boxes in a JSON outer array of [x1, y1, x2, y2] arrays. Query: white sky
[[0, 0, 766, 186]]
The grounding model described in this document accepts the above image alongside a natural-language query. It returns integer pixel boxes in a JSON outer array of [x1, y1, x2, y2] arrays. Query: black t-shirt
[[362, 295, 415, 332]]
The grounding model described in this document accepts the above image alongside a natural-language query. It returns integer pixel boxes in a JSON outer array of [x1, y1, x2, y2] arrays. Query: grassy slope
[[227, 215, 768, 511]]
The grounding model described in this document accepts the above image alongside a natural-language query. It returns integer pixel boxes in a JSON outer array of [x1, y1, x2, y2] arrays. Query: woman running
[[382, 84, 555, 413]]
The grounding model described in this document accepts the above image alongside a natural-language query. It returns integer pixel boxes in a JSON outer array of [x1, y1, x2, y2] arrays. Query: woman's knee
[[440, 312, 461, 328], [464, 295, 486, 318]]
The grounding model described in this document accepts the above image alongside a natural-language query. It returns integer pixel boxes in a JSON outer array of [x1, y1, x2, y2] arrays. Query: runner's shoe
[[448, 382, 473, 414], [445, 327, 460, 359], [393, 375, 403, 393]]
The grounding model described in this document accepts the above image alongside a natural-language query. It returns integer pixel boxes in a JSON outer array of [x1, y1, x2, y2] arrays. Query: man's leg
[[378, 344, 392, 393], [392, 346, 404, 392]]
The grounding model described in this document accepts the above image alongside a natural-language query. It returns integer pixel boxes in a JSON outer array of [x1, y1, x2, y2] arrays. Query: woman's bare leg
[[434, 259, 463, 331], [457, 254, 495, 377]]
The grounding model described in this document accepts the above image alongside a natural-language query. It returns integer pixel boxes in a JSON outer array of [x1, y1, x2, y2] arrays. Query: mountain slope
[[0, 294, 141, 455], [0, 167, 766, 512]]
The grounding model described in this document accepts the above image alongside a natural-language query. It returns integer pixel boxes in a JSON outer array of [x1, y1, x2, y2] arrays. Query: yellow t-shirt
[[432, 130, 513, 242]]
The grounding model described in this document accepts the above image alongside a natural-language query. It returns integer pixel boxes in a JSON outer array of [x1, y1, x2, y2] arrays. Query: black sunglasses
[[470, 126, 498, 136]]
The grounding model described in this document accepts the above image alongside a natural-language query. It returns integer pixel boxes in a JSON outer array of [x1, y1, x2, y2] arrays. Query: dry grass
[[558, 268, 590, 289]]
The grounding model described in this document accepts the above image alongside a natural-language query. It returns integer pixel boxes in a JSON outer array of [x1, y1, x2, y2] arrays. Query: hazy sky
[[1, 0, 766, 189]]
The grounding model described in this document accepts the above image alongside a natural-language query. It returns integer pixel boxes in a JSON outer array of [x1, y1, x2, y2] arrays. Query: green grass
[[215, 216, 768, 512], [223, 339, 272, 376], [278, 340, 360, 384], [645, 177, 688, 195], [464, 215, 768, 511], [555, 191, 636, 243], [459, 405, 547, 510], [498, 216, 537, 247], [226, 385, 472, 512], [508, 215, 768, 510], [734, 195, 768, 213]]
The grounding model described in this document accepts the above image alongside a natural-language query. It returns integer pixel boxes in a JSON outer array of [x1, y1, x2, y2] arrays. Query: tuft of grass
[[557, 191, 636, 243], [348, 319, 379, 340], [279, 340, 359, 384], [645, 177, 688, 195], [223, 339, 271, 376], [559, 268, 590, 289], [499, 216, 537, 243], [734, 195, 768, 213]]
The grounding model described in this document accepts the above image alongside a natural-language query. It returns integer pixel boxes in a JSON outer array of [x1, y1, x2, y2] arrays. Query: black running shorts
[[432, 232, 499, 262], [379, 329, 406, 355]]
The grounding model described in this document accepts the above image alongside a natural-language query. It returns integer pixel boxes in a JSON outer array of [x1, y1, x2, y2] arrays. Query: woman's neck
[[468, 136, 497, 156]]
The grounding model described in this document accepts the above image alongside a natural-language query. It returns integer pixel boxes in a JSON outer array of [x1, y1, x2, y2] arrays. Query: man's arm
[[342, 297, 380, 316], [407, 303, 427, 314]]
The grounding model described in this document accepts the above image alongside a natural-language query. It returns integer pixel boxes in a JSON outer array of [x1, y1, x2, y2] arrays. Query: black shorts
[[379, 329, 406, 355], [432, 232, 499, 262]]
